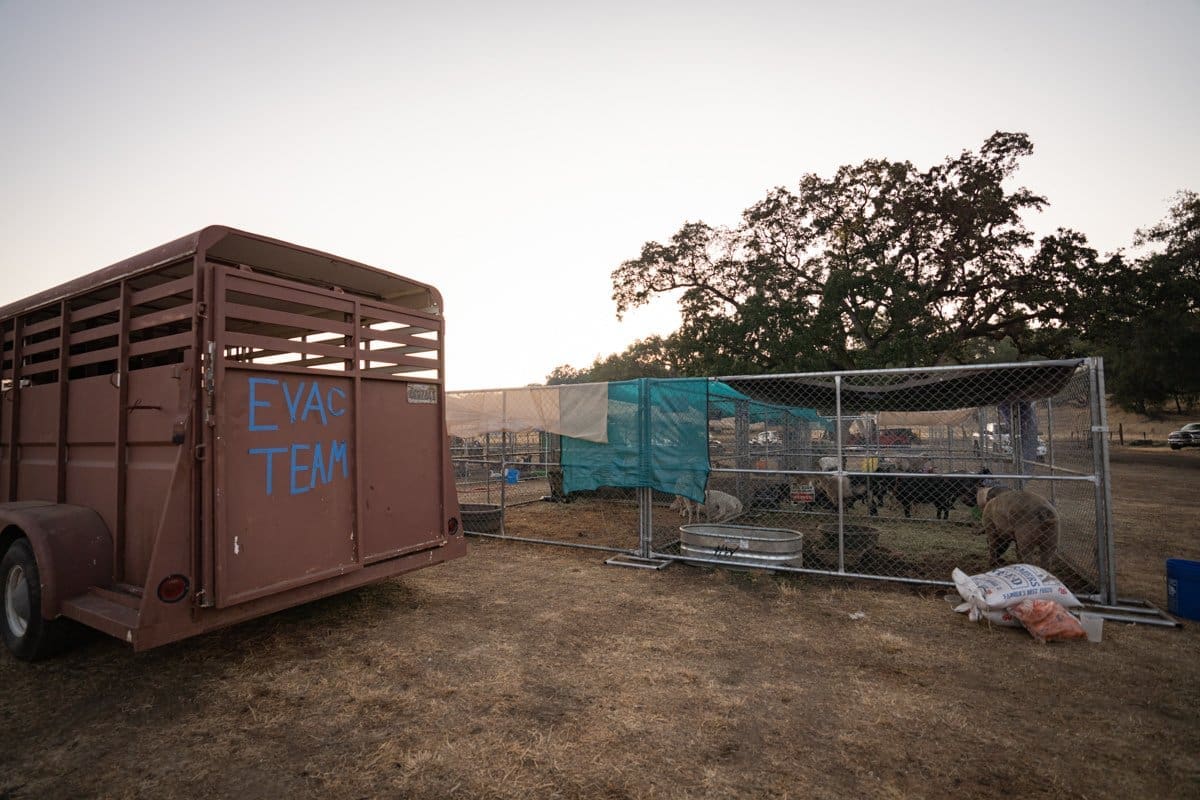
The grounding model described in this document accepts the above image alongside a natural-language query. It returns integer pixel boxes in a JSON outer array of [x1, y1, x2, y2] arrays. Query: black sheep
[[887, 473, 985, 520], [847, 463, 897, 516], [750, 482, 792, 511]]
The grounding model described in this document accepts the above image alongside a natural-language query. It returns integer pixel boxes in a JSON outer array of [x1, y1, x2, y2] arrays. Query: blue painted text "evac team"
[[246, 377, 350, 496]]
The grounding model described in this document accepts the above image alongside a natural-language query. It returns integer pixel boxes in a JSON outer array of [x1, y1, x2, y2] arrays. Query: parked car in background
[[847, 427, 920, 447], [877, 427, 920, 446], [1168, 422, 1200, 450]]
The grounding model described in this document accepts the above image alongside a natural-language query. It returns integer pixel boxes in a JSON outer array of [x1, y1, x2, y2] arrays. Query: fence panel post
[[835, 373, 845, 573], [1088, 357, 1118, 604]]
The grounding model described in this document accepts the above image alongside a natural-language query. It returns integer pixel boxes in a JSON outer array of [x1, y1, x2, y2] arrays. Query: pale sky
[[2, 1, 1197, 390]]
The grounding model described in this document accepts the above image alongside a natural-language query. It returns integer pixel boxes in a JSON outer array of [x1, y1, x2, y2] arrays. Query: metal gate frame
[[636, 358, 1118, 604]]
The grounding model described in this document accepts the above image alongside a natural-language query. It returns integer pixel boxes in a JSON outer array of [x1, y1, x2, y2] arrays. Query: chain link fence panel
[[449, 360, 1115, 600]]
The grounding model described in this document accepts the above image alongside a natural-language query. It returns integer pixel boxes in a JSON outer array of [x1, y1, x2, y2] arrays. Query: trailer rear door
[[211, 267, 447, 607]]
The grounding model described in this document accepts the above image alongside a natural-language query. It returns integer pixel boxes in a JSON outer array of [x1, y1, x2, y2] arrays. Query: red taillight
[[448, 517, 460, 535], [157, 574, 190, 603]]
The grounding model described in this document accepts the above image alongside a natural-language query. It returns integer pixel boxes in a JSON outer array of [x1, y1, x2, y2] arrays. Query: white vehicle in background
[[1168, 422, 1200, 450], [973, 423, 1047, 461]]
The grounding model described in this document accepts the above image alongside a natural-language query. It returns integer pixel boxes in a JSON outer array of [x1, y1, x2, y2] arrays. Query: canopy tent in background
[[875, 408, 980, 428], [446, 383, 609, 443]]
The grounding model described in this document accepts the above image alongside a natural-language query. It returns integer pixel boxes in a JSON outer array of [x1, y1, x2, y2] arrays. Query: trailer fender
[[0, 502, 113, 619]]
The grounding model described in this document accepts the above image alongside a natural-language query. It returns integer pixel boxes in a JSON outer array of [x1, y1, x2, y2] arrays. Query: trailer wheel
[[2, 539, 67, 661]]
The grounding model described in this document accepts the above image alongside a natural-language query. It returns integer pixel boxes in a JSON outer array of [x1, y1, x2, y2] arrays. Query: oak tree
[[611, 132, 1096, 374]]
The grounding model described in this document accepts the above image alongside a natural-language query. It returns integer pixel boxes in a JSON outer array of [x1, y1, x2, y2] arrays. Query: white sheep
[[812, 474, 851, 510], [670, 490, 744, 524], [810, 457, 853, 509]]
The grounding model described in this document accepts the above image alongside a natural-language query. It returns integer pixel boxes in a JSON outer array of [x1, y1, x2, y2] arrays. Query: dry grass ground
[[2, 451, 1198, 799]]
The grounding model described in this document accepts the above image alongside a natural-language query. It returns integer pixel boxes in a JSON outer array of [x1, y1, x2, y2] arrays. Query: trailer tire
[[2, 538, 68, 661]]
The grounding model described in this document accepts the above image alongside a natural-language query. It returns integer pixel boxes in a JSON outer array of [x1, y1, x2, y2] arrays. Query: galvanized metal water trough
[[679, 524, 803, 568]]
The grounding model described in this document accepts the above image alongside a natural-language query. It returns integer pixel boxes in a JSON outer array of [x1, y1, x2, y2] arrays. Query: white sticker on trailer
[[407, 384, 438, 404]]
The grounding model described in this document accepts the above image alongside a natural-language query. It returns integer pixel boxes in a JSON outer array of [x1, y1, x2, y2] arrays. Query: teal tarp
[[562, 379, 709, 502], [561, 378, 828, 503]]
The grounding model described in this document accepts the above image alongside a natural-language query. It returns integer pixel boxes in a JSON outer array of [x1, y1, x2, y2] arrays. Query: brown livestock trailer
[[0, 226, 467, 659]]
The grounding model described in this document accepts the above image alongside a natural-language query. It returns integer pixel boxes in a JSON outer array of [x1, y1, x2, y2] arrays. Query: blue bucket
[[504, 467, 519, 485], [1166, 559, 1200, 621]]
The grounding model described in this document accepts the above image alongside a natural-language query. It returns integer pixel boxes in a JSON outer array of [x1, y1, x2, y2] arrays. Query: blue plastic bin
[[504, 467, 519, 485], [1166, 559, 1200, 621]]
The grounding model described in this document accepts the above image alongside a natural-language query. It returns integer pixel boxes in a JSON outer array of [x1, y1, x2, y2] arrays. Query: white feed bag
[[952, 564, 1082, 625]]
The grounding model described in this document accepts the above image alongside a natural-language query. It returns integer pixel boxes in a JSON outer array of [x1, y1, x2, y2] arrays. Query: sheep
[[803, 456, 851, 511], [976, 484, 1011, 510], [796, 455, 883, 513], [980, 489, 1058, 569], [847, 462, 897, 516], [886, 472, 986, 520], [813, 474, 852, 510], [810, 457, 894, 515], [895, 456, 935, 474], [750, 482, 792, 511], [670, 490, 744, 524], [703, 490, 744, 522]]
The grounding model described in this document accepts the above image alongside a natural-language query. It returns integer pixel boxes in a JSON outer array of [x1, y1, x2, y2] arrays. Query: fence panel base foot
[[1079, 598, 1183, 628], [605, 554, 672, 570]]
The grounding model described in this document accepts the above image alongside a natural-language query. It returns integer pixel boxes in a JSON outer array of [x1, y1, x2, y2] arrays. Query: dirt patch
[[1, 460, 1198, 799], [1110, 444, 1200, 470]]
